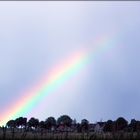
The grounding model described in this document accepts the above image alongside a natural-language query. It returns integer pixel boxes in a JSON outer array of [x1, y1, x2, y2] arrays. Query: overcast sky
[[0, 1, 140, 123]]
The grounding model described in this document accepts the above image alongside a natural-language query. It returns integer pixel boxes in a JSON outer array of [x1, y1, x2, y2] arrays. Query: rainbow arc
[[0, 34, 116, 126]]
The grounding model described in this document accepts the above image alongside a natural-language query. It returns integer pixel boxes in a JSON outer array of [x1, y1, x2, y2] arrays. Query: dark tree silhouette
[[129, 119, 137, 132], [76, 123, 82, 133], [136, 121, 140, 132], [6, 120, 16, 139], [15, 117, 27, 128], [81, 119, 89, 132], [129, 120, 140, 132], [115, 117, 128, 131], [15, 117, 22, 128], [39, 121, 45, 136], [45, 117, 56, 130], [28, 117, 39, 129], [57, 115, 72, 127], [6, 120, 16, 128], [39, 121, 45, 129], [103, 120, 114, 132]]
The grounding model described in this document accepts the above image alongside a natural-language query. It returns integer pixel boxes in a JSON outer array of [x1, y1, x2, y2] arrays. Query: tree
[[45, 117, 56, 130], [39, 121, 45, 136], [15, 117, 22, 128], [22, 117, 27, 128], [39, 121, 45, 129], [76, 123, 82, 133], [15, 117, 27, 128], [103, 120, 114, 132], [28, 117, 39, 129], [6, 120, 15, 128], [115, 117, 128, 131], [6, 120, 16, 139], [81, 119, 89, 132], [129, 119, 140, 132], [136, 121, 140, 132], [129, 119, 137, 132], [57, 115, 72, 127]]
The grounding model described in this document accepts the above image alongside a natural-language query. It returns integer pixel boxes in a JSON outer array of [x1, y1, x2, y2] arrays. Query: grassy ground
[[0, 131, 140, 140]]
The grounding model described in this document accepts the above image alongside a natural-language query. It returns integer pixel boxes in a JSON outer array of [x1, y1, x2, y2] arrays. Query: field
[[1, 129, 140, 140]]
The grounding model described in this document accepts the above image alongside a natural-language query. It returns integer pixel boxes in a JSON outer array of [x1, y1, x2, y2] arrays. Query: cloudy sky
[[0, 1, 140, 124]]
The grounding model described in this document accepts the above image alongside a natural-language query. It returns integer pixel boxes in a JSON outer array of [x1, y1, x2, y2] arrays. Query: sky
[[0, 1, 140, 125]]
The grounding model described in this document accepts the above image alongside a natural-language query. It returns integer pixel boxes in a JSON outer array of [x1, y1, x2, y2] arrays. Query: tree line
[[1, 115, 140, 140], [2, 115, 140, 133]]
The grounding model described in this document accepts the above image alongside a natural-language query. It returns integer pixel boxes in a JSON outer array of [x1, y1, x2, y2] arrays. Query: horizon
[[0, 114, 138, 127]]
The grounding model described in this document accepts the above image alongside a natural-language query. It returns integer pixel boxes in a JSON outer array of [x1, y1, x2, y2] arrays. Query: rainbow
[[0, 34, 116, 126]]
